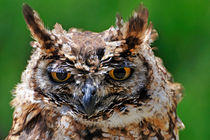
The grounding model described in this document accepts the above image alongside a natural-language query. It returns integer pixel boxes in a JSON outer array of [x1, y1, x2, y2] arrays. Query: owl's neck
[[8, 97, 180, 139], [44, 104, 179, 139]]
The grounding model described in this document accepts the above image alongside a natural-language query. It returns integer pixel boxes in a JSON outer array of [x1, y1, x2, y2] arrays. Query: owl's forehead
[[53, 26, 111, 54], [46, 27, 118, 72], [69, 30, 106, 48]]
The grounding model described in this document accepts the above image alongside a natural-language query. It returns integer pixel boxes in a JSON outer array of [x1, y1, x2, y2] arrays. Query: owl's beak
[[81, 79, 96, 116]]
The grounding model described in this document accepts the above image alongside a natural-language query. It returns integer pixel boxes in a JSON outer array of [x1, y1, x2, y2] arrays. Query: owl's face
[[33, 29, 148, 119], [21, 4, 160, 127]]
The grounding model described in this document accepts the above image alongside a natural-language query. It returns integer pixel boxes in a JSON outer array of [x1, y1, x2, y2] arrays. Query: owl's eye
[[108, 67, 132, 81], [50, 72, 71, 83]]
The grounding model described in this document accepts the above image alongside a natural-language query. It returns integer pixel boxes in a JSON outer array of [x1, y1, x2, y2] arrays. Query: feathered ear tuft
[[126, 4, 149, 39], [124, 4, 156, 46], [115, 5, 158, 56], [22, 4, 54, 49]]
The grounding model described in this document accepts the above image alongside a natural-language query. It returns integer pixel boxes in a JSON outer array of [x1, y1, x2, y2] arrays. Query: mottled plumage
[[6, 4, 184, 140]]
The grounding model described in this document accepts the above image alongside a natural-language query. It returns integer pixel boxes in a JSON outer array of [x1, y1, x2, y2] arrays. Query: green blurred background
[[0, 0, 209, 139]]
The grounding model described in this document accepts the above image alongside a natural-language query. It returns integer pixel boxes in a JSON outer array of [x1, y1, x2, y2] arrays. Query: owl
[[6, 4, 184, 140]]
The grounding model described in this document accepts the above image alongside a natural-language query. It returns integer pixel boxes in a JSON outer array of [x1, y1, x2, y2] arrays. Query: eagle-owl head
[[12, 4, 183, 131]]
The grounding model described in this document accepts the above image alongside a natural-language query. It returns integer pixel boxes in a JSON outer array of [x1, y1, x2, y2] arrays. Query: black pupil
[[56, 72, 67, 80], [113, 68, 126, 79]]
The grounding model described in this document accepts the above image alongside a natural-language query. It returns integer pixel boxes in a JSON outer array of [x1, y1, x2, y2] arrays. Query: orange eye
[[109, 67, 131, 81], [50, 72, 71, 83]]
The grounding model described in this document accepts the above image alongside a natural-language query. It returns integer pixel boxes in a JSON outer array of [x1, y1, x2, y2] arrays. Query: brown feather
[[22, 4, 53, 49]]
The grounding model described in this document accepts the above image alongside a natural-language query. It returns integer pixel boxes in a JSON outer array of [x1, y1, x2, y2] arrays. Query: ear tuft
[[22, 4, 53, 49], [126, 4, 149, 42], [113, 4, 158, 56]]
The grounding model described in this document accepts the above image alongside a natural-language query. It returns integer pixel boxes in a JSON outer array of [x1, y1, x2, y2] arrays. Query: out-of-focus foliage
[[0, 0, 209, 139]]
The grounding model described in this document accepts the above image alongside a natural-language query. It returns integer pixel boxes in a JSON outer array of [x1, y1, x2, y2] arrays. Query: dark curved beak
[[81, 79, 96, 116]]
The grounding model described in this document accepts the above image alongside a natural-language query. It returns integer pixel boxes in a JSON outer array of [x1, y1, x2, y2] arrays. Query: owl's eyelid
[[111, 63, 136, 69], [123, 61, 136, 67], [47, 67, 69, 74]]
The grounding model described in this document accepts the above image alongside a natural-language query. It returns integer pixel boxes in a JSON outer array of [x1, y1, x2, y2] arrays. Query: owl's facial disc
[[30, 17, 149, 117], [34, 55, 149, 118]]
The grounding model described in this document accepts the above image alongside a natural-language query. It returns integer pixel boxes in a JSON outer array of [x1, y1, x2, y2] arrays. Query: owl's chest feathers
[[13, 108, 175, 140], [20, 104, 176, 140]]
